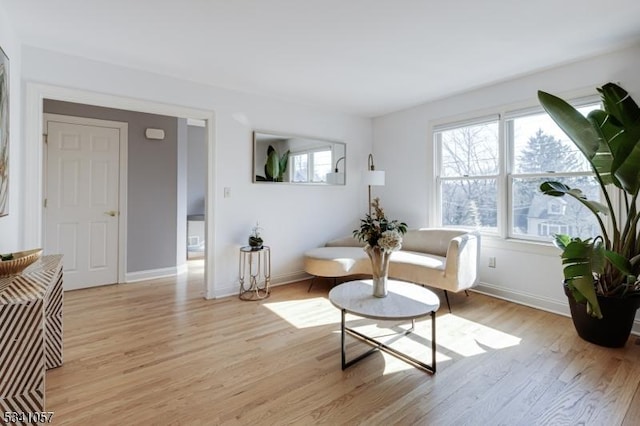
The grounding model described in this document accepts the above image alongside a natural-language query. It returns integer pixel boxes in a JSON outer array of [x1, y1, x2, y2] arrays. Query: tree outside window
[[437, 121, 499, 230]]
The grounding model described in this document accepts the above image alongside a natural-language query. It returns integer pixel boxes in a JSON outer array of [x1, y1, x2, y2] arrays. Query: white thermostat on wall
[[145, 128, 165, 140]]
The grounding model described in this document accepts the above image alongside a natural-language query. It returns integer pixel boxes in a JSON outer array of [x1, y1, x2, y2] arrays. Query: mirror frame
[[252, 130, 346, 185]]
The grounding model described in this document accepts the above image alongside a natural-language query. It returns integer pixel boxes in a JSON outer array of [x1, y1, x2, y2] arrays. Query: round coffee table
[[329, 279, 439, 373]]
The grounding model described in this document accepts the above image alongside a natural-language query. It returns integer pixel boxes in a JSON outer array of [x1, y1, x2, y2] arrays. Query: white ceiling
[[4, 0, 640, 117]]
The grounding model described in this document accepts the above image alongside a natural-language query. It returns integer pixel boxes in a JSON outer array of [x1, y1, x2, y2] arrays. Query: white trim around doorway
[[25, 83, 217, 299]]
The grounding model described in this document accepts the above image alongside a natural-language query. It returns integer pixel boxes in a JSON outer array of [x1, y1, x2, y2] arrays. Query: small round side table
[[238, 246, 271, 300]]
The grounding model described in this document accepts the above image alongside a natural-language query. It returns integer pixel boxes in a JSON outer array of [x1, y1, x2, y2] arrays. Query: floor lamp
[[364, 153, 385, 215]]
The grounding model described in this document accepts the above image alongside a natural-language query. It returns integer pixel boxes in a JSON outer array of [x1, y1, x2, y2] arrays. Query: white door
[[45, 117, 122, 290]]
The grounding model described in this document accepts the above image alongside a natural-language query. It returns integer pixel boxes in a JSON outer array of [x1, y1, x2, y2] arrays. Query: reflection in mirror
[[253, 131, 346, 184]]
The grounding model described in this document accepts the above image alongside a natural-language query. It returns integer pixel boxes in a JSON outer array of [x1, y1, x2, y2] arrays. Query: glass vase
[[365, 246, 391, 298]]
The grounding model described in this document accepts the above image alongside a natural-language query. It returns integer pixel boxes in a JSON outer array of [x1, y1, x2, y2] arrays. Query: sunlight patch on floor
[[263, 297, 341, 328], [339, 315, 520, 361], [437, 313, 521, 357], [381, 357, 415, 374]]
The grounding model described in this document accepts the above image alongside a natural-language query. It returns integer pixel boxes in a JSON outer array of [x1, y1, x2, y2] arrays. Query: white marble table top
[[328, 279, 440, 321]]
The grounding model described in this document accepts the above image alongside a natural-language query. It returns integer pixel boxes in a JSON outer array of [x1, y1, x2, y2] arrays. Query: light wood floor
[[46, 262, 640, 425]]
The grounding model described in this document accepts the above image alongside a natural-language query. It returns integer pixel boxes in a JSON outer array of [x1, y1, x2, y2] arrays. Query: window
[[435, 118, 500, 231], [290, 148, 332, 183], [435, 98, 601, 241], [290, 153, 309, 182]]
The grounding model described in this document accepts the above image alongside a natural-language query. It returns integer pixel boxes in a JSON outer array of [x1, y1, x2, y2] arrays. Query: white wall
[[0, 3, 22, 252], [373, 43, 640, 328], [20, 46, 372, 297]]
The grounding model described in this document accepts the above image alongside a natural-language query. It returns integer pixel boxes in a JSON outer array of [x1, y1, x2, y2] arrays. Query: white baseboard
[[125, 266, 184, 283], [176, 263, 188, 275], [474, 281, 640, 336], [474, 282, 570, 316], [273, 271, 311, 286]]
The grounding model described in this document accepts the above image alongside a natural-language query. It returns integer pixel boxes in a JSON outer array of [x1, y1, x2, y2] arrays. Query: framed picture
[[0, 45, 8, 216]]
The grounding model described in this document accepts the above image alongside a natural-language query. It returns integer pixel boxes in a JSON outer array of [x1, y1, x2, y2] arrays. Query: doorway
[[24, 83, 216, 299]]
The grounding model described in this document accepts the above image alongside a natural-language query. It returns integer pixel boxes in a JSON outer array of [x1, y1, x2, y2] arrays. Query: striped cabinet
[[0, 255, 63, 417]]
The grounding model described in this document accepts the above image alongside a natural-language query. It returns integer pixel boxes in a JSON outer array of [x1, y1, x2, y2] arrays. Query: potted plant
[[538, 82, 640, 347], [255, 145, 290, 182], [248, 222, 263, 250], [353, 198, 407, 297]]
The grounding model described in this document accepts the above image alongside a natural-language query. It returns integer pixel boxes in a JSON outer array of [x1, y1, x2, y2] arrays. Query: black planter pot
[[564, 285, 640, 348], [248, 237, 263, 250]]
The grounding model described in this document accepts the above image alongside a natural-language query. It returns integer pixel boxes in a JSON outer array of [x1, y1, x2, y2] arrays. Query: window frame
[[434, 95, 602, 242]]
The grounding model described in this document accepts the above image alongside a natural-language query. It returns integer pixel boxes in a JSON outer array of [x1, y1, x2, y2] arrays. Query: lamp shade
[[325, 172, 345, 185], [364, 170, 385, 186]]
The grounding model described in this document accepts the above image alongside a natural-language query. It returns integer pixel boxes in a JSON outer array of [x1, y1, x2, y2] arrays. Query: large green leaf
[[538, 91, 602, 162], [279, 150, 290, 180], [553, 234, 573, 250], [604, 250, 632, 275], [586, 110, 616, 186], [540, 181, 609, 216], [610, 130, 640, 196], [571, 275, 603, 318], [596, 87, 640, 195], [265, 150, 280, 181], [598, 83, 640, 129], [561, 239, 604, 274], [560, 239, 603, 319], [592, 240, 606, 275], [567, 283, 587, 304]]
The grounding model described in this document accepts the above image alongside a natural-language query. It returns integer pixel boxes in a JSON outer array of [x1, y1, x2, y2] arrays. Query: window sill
[[481, 234, 559, 257]]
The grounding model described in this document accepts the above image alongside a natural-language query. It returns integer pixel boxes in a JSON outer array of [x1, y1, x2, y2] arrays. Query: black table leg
[[340, 310, 436, 374]]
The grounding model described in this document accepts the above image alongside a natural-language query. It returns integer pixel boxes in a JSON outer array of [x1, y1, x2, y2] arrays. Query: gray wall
[[187, 125, 206, 215], [43, 99, 179, 273]]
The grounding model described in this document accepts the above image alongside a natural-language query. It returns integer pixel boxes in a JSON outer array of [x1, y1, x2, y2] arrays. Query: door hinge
[[43, 198, 47, 208], [43, 134, 48, 144]]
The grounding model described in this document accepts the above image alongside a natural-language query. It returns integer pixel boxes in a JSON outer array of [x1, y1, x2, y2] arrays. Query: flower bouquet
[[353, 198, 407, 297]]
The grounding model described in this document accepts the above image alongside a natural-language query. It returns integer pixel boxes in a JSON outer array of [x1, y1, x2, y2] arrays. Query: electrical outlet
[[488, 257, 496, 268]]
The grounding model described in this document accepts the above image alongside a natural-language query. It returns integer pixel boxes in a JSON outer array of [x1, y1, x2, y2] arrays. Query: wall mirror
[[253, 131, 346, 185]]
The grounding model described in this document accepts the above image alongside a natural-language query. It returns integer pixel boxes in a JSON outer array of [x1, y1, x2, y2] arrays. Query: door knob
[[104, 210, 118, 217]]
